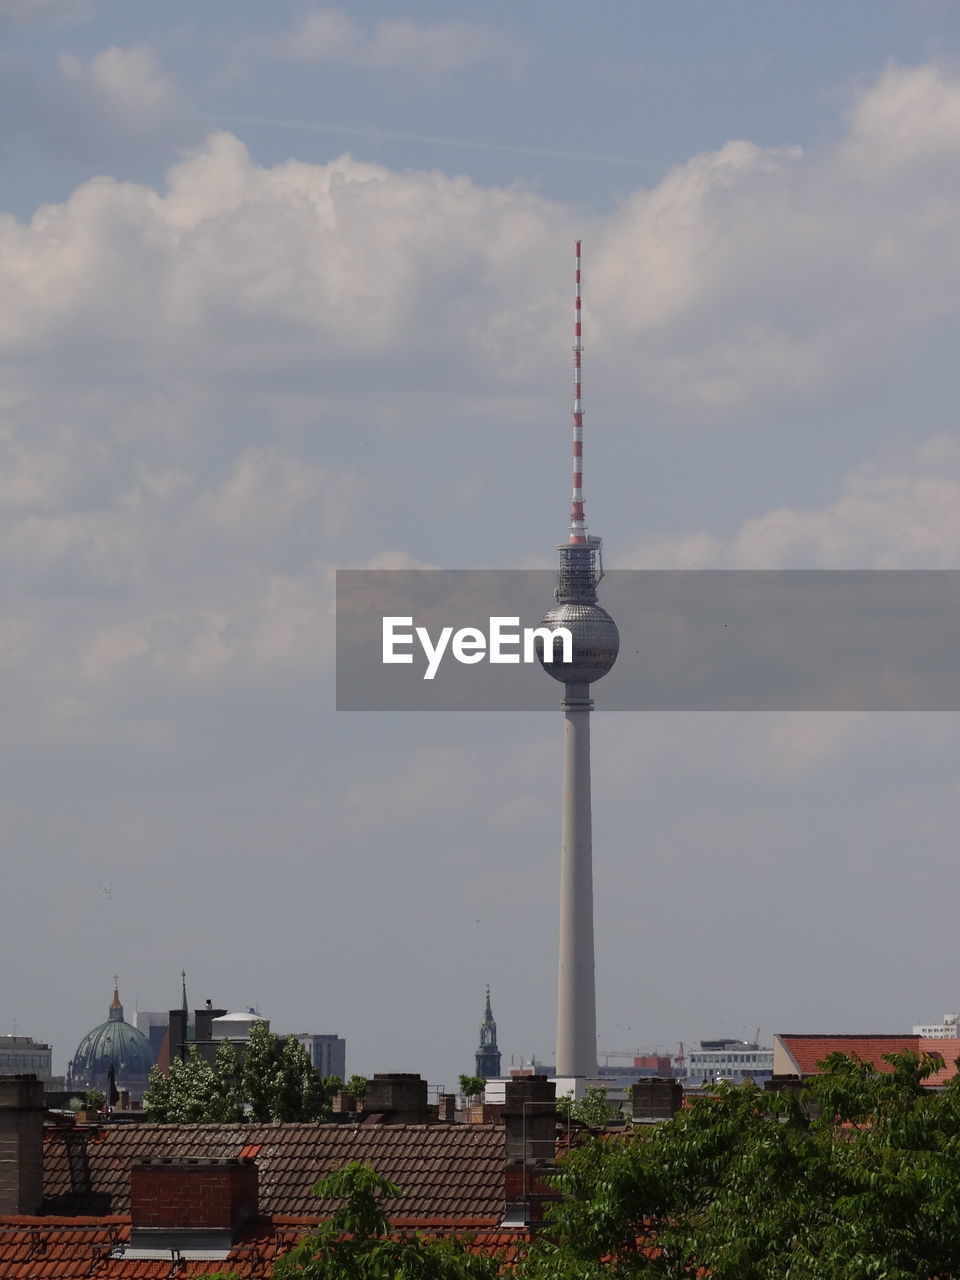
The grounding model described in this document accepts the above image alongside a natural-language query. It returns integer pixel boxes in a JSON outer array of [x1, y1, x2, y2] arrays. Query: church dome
[[67, 983, 155, 1098]]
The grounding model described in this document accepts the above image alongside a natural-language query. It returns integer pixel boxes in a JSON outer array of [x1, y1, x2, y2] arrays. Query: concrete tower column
[[556, 681, 597, 1078]]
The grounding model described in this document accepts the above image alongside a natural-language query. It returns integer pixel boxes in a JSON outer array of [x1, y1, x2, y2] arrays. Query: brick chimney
[[363, 1074, 431, 1123], [630, 1078, 683, 1122], [502, 1075, 558, 1225], [0, 1076, 45, 1215], [130, 1157, 258, 1246], [436, 1093, 457, 1122], [502, 1075, 556, 1163]]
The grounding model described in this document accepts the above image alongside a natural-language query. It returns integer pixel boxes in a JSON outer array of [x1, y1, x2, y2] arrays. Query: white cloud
[[273, 8, 529, 75], [586, 63, 960, 416], [621, 435, 960, 569], [0, 43, 193, 161], [842, 61, 960, 172], [0, 130, 563, 380], [9, 61, 960, 430], [57, 45, 182, 128]]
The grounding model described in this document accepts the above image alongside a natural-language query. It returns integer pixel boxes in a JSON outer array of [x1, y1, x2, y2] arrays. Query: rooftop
[[775, 1034, 960, 1084], [41, 1122, 508, 1221], [0, 1214, 525, 1279]]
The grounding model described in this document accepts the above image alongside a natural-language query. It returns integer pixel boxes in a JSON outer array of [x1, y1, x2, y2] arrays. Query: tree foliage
[[458, 1075, 486, 1100], [143, 1022, 339, 1123], [345, 1075, 368, 1107], [556, 1085, 616, 1128], [518, 1051, 960, 1280], [273, 1161, 502, 1280]]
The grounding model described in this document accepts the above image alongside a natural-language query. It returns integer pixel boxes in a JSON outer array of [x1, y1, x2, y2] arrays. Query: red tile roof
[[0, 1214, 530, 1280], [0, 1216, 287, 1280], [42, 1122, 507, 1221], [778, 1035, 960, 1085]]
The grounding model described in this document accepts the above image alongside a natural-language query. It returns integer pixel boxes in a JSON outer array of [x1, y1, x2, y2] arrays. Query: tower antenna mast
[[570, 240, 587, 545]]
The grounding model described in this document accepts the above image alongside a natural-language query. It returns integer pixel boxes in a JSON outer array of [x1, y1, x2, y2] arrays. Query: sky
[[7, 0, 960, 1088]]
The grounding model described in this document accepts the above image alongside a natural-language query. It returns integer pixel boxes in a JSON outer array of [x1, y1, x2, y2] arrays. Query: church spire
[[475, 986, 501, 1080], [108, 977, 124, 1023]]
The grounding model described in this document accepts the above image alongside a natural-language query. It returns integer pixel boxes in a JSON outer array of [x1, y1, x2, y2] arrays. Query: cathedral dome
[[67, 983, 155, 1098]]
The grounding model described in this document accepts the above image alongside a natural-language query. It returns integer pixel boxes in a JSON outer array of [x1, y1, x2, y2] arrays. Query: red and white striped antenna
[[569, 240, 587, 545]]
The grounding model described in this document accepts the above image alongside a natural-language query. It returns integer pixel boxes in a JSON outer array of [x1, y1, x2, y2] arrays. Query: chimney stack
[[630, 1078, 683, 1122], [130, 1157, 257, 1247], [0, 1076, 45, 1215], [502, 1075, 556, 1163], [363, 1074, 431, 1123], [502, 1076, 558, 1225]]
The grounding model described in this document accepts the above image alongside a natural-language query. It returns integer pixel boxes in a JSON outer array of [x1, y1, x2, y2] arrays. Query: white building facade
[[912, 1014, 960, 1038], [686, 1040, 774, 1087]]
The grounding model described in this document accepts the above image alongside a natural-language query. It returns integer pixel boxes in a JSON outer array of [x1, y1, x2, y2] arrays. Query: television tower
[[538, 242, 619, 1078]]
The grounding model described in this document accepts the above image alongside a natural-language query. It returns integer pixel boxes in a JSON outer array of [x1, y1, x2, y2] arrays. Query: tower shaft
[[556, 682, 597, 1077]]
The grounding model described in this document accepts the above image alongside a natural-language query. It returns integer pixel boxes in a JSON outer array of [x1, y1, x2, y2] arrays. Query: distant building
[[508, 1056, 554, 1077], [0, 1035, 53, 1082], [687, 1039, 773, 1087], [134, 1011, 169, 1061], [66, 982, 155, 1100], [212, 1010, 266, 1042], [158, 987, 345, 1082], [166, 1000, 261, 1069], [475, 987, 501, 1080], [292, 1034, 346, 1079], [913, 1014, 960, 1038]]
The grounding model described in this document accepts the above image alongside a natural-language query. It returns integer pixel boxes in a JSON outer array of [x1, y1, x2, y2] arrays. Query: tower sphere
[[538, 601, 619, 684]]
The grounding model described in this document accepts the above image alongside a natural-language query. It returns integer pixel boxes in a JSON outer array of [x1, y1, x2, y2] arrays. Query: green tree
[[458, 1075, 486, 1100], [345, 1075, 367, 1107], [149, 1046, 221, 1123], [273, 1161, 503, 1280], [143, 1023, 336, 1123], [556, 1085, 615, 1128], [519, 1051, 960, 1280], [208, 1038, 246, 1123], [242, 1020, 282, 1122]]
